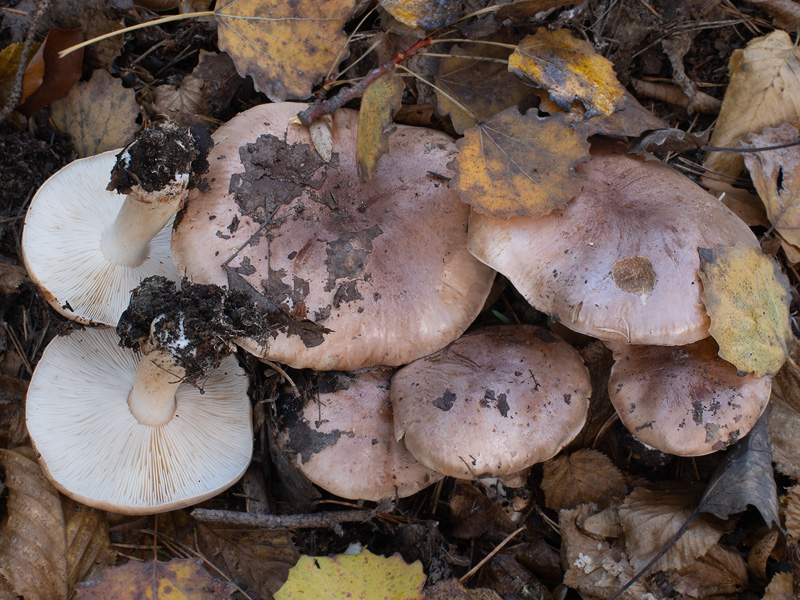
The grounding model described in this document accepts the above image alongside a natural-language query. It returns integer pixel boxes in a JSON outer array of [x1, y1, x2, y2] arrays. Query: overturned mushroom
[[391, 326, 591, 479], [171, 102, 495, 370]]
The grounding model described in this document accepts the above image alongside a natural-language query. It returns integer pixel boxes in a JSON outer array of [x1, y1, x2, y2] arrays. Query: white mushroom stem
[[127, 350, 185, 426], [100, 176, 189, 267]]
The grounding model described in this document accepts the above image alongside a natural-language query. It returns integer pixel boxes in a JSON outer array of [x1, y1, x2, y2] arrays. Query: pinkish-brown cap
[[607, 338, 771, 456], [277, 370, 443, 501], [172, 102, 495, 370], [467, 144, 759, 346], [391, 325, 591, 479]]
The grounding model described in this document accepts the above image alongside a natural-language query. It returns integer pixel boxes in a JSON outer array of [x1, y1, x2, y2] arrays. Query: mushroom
[[391, 325, 591, 479], [275, 369, 443, 501], [22, 122, 207, 326], [171, 102, 495, 370], [467, 143, 759, 346], [25, 326, 252, 514], [607, 338, 771, 456]]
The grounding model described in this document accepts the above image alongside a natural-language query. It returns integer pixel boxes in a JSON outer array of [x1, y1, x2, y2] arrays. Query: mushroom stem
[[127, 349, 185, 426], [100, 177, 189, 267]]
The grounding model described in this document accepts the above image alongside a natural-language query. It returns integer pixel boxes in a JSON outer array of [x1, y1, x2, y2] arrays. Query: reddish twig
[[295, 37, 433, 126]]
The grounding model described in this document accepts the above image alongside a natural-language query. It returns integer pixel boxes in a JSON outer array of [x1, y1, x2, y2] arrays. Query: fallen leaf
[[75, 558, 236, 599], [541, 449, 628, 511], [310, 114, 334, 162], [704, 30, 800, 185], [424, 578, 501, 599], [785, 485, 800, 540], [49, 68, 139, 157], [508, 28, 626, 118], [671, 544, 748, 599], [698, 411, 780, 528], [748, 529, 780, 583], [215, 0, 356, 102], [449, 107, 589, 218], [619, 485, 724, 572], [190, 51, 243, 115], [743, 123, 800, 249], [379, 0, 462, 29], [762, 572, 793, 600], [17, 28, 83, 115], [698, 243, 791, 377], [496, 0, 582, 20], [195, 523, 297, 598], [153, 75, 208, 120], [627, 128, 709, 154], [0, 41, 42, 105], [64, 501, 112, 590], [449, 481, 508, 539], [0, 448, 68, 600], [0, 375, 28, 447], [274, 550, 425, 600], [434, 37, 535, 134], [357, 68, 404, 180]]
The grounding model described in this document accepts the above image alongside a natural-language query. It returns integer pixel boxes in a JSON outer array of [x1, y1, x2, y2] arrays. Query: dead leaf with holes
[[379, 0, 462, 29], [214, 0, 356, 102], [704, 29, 800, 188], [434, 37, 535, 134], [195, 523, 297, 598], [698, 243, 791, 377], [357, 69, 404, 180], [274, 550, 425, 600], [541, 449, 628, 512], [742, 123, 800, 259], [449, 107, 590, 218], [75, 558, 236, 599], [508, 28, 626, 118], [49, 68, 139, 157]]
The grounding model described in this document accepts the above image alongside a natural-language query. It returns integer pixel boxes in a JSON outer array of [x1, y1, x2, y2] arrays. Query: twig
[[458, 526, 525, 583], [0, 0, 50, 123], [191, 507, 379, 536]]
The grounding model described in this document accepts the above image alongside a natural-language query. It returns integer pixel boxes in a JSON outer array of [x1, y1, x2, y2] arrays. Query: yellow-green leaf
[[449, 107, 590, 218], [508, 28, 625, 117], [215, 0, 357, 102], [274, 550, 425, 600], [357, 69, 405, 180], [699, 243, 792, 377], [379, 0, 461, 29]]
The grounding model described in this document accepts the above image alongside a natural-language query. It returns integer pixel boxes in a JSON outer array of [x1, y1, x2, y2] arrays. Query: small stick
[[458, 526, 525, 583], [191, 507, 378, 536]]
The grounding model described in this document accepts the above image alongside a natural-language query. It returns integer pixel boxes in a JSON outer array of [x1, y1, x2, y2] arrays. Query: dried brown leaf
[[578, 506, 623, 540], [379, 0, 462, 29], [747, 529, 779, 583], [671, 544, 748, 599], [17, 28, 83, 115], [449, 108, 589, 218], [64, 500, 111, 590], [190, 51, 242, 115], [153, 75, 208, 120], [541, 449, 628, 512], [49, 69, 139, 157], [763, 572, 794, 600], [424, 578, 501, 600], [509, 28, 626, 118], [785, 485, 800, 541], [496, 0, 582, 20], [357, 69, 404, 180], [214, 0, 356, 102], [704, 30, 800, 185], [618, 485, 723, 572]]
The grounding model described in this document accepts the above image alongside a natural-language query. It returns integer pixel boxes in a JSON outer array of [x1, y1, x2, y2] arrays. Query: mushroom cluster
[[467, 142, 771, 455]]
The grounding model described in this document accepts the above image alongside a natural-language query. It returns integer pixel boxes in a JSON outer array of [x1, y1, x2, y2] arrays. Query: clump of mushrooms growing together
[[467, 142, 772, 455]]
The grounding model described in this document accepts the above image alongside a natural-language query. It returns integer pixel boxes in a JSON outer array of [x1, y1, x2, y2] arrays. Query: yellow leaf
[[274, 550, 425, 600], [215, 0, 357, 102], [699, 243, 792, 377], [75, 558, 235, 599], [449, 107, 589, 218], [357, 69, 404, 180], [704, 30, 800, 185], [49, 69, 139, 157], [508, 28, 625, 117], [379, 0, 461, 29]]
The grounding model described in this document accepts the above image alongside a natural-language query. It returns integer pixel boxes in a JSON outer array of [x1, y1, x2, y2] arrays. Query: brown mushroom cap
[[607, 338, 771, 456], [171, 102, 495, 370], [277, 370, 443, 501], [467, 145, 759, 346], [391, 325, 591, 479]]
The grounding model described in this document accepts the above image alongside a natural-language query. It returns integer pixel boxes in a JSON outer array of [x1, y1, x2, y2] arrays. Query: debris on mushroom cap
[[607, 338, 771, 456], [391, 325, 591, 479], [467, 143, 759, 346], [26, 327, 252, 514], [171, 102, 495, 371], [276, 370, 443, 501]]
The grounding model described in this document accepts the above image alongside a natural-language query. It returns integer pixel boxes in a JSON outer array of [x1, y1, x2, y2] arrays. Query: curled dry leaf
[[704, 30, 800, 186], [508, 28, 626, 118], [49, 69, 139, 157], [747, 529, 780, 583], [449, 107, 589, 218], [274, 550, 425, 600], [215, 0, 356, 102], [379, 0, 462, 29], [75, 558, 236, 599], [698, 243, 791, 377], [618, 485, 724, 572], [540, 449, 628, 512], [357, 69, 404, 180]]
